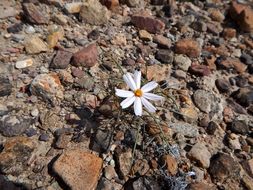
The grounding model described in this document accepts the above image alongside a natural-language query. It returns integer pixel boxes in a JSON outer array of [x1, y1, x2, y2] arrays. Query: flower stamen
[[134, 89, 143, 97]]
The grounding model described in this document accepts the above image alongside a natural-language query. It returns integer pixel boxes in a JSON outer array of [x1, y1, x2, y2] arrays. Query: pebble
[[25, 25, 36, 34], [175, 38, 201, 58], [155, 50, 174, 64], [169, 122, 199, 138], [51, 50, 72, 69], [23, 3, 49, 24], [234, 87, 253, 107], [131, 13, 165, 33], [7, 23, 23, 33], [139, 30, 152, 41], [174, 54, 191, 71], [215, 79, 231, 93], [31, 108, 39, 117], [188, 142, 211, 168], [72, 43, 98, 68], [206, 121, 218, 135], [162, 155, 178, 175], [223, 28, 236, 39], [230, 120, 249, 135], [24, 35, 48, 54], [39, 133, 50, 142], [218, 58, 247, 73], [115, 148, 132, 179], [53, 150, 103, 190], [15, 58, 33, 69], [153, 34, 171, 48], [0, 77, 12, 97], [189, 64, 211, 76], [193, 90, 217, 113], [104, 165, 117, 180]]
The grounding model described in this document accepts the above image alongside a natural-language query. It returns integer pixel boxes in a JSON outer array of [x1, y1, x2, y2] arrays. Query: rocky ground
[[0, 0, 253, 189]]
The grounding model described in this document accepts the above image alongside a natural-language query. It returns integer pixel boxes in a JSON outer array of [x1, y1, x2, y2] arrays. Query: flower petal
[[134, 97, 142, 116], [143, 92, 164, 101], [120, 96, 135, 109], [134, 70, 141, 89], [141, 81, 158, 93], [123, 73, 137, 91], [141, 97, 156, 113], [115, 89, 134, 98]]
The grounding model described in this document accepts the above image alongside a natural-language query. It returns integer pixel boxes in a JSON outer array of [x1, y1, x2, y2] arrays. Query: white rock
[[64, 2, 83, 14], [15, 59, 33, 69]]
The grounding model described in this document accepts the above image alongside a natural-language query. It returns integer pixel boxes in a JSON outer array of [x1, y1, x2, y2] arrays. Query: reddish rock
[[223, 28, 236, 39], [153, 34, 171, 48], [53, 150, 103, 190], [189, 64, 211, 76], [100, 0, 119, 10], [218, 58, 247, 73], [208, 8, 224, 22], [162, 155, 178, 175], [131, 14, 165, 33], [23, 3, 49, 24], [51, 50, 72, 69], [175, 39, 201, 58], [72, 43, 98, 68]]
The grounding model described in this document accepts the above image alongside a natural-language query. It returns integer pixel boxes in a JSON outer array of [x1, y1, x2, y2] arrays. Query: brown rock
[[189, 64, 211, 76], [223, 28, 236, 39], [131, 14, 165, 33], [162, 155, 178, 175], [218, 58, 247, 73], [53, 150, 103, 190], [51, 50, 72, 69], [242, 175, 253, 190], [72, 43, 98, 68], [23, 3, 49, 24], [115, 148, 132, 179], [25, 36, 48, 54], [223, 107, 234, 123], [204, 56, 216, 70], [189, 182, 216, 190], [153, 34, 171, 48], [100, 0, 119, 10], [208, 8, 224, 22], [143, 64, 170, 81], [175, 39, 201, 58], [130, 159, 150, 176]]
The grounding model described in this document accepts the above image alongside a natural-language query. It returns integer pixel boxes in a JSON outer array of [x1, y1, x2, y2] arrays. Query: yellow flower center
[[134, 89, 143, 97]]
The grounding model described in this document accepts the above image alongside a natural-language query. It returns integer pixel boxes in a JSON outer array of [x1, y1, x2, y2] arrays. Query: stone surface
[[209, 152, 240, 183], [215, 79, 231, 93], [139, 30, 152, 41], [23, 3, 49, 24], [174, 54, 191, 71], [72, 43, 98, 68], [0, 77, 12, 97], [0, 115, 31, 137], [169, 122, 199, 138], [242, 175, 253, 190], [30, 73, 64, 105], [15, 58, 33, 69], [175, 39, 201, 58], [115, 148, 132, 179], [51, 50, 72, 69], [131, 14, 165, 33], [24, 36, 48, 54], [53, 150, 103, 190], [234, 87, 253, 107], [193, 90, 217, 113], [162, 155, 178, 175], [64, 2, 83, 14], [155, 50, 174, 64], [0, 137, 37, 175], [188, 143, 211, 168], [153, 35, 171, 48], [189, 182, 216, 190], [189, 64, 211, 76], [79, 0, 110, 25], [230, 120, 249, 135], [144, 64, 170, 81], [208, 8, 224, 22], [218, 58, 247, 73]]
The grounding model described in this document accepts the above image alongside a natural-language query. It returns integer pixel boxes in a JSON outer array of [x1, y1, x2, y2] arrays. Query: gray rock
[[188, 143, 211, 168], [174, 54, 192, 71], [193, 90, 217, 113], [0, 115, 31, 137], [91, 129, 112, 153], [234, 87, 253, 107], [155, 50, 174, 64], [169, 122, 199, 138], [97, 177, 122, 190], [230, 120, 249, 135], [51, 50, 72, 69], [74, 77, 95, 91], [0, 77, 12, 97]]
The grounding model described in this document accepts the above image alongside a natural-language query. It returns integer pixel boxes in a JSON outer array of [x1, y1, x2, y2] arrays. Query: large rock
[[0, 137, 37, 175], [79, 0, 110, 25], [131, 13, 165, 33], [30, 73, 64, 105], [53, 150, 102, 190], [188, 143, 211, 168], [175, 39, 201, 58], [71, 43, 98, 68]]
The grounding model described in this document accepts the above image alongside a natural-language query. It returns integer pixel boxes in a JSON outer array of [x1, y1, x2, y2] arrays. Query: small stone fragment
[[188, 143, 211, 168], [72, 43, 98, 68], [193, 90, 217, 113], [169, 122, 199, 138], [64, 2, 83, 14], [174, 54, 191, 71], [215, 79, 231, 93], [223, 28, 236, 39], [53, 150, 103, 190], [155, 50, 174, 64], [175, 39, 201, 58], [24, 36, 48, 54], [217, 58, 247, 73], [144, 64, 170, 81], [0, 77, 12, 97], [115, 148, 132, 179], [15, 58, 33, 69], [51, 50, 72, 69], [23, 3, 49, 24], [208, 8, 224, 22], [162, 155, 178, 175], [153, 35, 171, 48], [139, 30, 152, 41], [230, 120, 249, 135], [234, 87, 253, 107]]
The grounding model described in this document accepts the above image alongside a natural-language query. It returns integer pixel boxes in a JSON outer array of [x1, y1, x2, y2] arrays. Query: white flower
[[115, 70, 164, 116]]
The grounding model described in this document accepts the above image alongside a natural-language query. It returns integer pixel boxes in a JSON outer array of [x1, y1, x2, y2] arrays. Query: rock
[[139, 30, 152, 41], [207, 21, 223, 35], [153, 35, 171, 48], [79, 0, 110, 25], [191, 21, 207, 32], [0, 115, 31, 137], [174, 54, 191, 71], [144, 64, 170, 81], [155, 50, 174, 64], [130, 177, 160, 190], [122, 58, 135, 66], [98, 96, 119, 118], [47, 26, 64, 49], [230, 120, 249, 135], [180, 107, 198, 123], [75, 77, 95, 91], [242, 175, 253, 190], [162, 155, 178, 175], [23, 3, 49, 24], [234, 87, 253, 107], [174, 70, 187, 79], [193, 90, 217, 113], [51, 50, 72, 69], [104, 165, 117, 180], [208, 8, 224, 22], [100, 0, 119, 10], [228, 133, 241, 150], [15, 58, 33, 69], [115, 148, 132, 179], [206, 121, 218, 135], [39, 133, 50, 142], [91, 129, 112, 153], [87, 29, 100, 40], [55, 133, 71, 149], [126, 0, 141, 7], [0, 1, 17, 19], [64, 2, 83, 14], [24, 36, 48, 54], [189, 182, 216, 190], [130, 159, 150, 176], [7, 23, 23, 33], [0, 77, 12, 97], [30, 73, 64, 105], [189, 64, 211, 77], [72, 43, 98, 68], [188, 143, 211, 168], [97, 178, 122, 190], [111, 33, 127, 46], [223, 28, 236, 39], [169, 122, 199, 138], [245, 159, 253, 178], [209, 152, 240, 183], [217, 58, 247, 73], [52, 13, 68, 25], [131, 14, 165, 33], [53, 150, 103, 190], [0, 137, 37, 175], [215, 79, 231, 93], [175, 39, 201, 58]]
